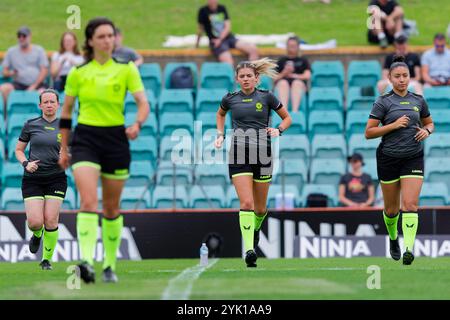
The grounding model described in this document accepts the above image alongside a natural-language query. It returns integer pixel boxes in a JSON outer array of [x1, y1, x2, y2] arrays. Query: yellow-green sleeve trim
[[24, 196, 45, 201], [253, 178, 272, 183], [231, 172, 253, 178], [44, 195, 64, 201], [400, 175, 424, 179], [380, 178, 400, 184], [101, 172, 130, 180], [72, 161, 101, 171]]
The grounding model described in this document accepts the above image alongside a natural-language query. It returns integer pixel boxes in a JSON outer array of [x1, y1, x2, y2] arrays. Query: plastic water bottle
[[200, 243, 209, 266]]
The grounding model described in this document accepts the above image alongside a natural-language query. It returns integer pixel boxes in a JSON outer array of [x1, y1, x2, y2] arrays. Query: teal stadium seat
[[200, 62, 234, 91], [428, 110, 450, 132], [6, 90, 40, 116], [127, 160, 155, 187], [159, 135, 193, 162], [424, 86, 450, 109], [7, 113, 40, 144], [310, 158, 346, 185], [0, 66, 12, 85], [425, 157, 450, 192], [300, 184, 338, 207], [346, 109, 370, 138], [348, 134, 379, 159], [348, 60, 381, 88], [158, 89, 193, 115], [139, 63, 162, 97], [226, 186, 240, 208], [419, 182, 448, 206], [121, 186, 152, 209], [159, 112, 194, 137], [196, 112, 231, 132], [195, 88, 227, 114], [362, 158, 378, 183], [152, 185, 188, 208], [1, 162, 23, 188], [279, 134, 310, 164], [156, 161, 193, 186], [61, 187, 77, 210], [274, 112, 306, 134], [1, 187, 24, 210], [124, 90, 157, 115], [267, 184, 300, 208], [311, 60, 344, 91], [273, 159, 308, 193], [308, 87, 343, 111], [194, 164, 229, 190], [129, 136, 158, 162], [425, 133, 450, 157], [164, 62, 198, 90], [308, 110, 343, 138], [347, 86, 376, 110], [311, 134, 347, 159], [125, 112, 158, 137], [189, 185, 225, 208]]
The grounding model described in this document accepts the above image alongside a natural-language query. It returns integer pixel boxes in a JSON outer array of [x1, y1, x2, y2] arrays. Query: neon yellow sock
[[239, 210, 255, 252], [383, 211, 399, 240], [402, 212, 418, 252], [77, 212, 99, 266], [102, 215, 123, 271], [254, 210, 268, 231], [43, 227, 58, 261], [29, 225, 44, 238]]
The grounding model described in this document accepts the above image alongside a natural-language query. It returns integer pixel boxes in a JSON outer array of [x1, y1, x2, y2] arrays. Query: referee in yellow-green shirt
[[59, 17, 150, 283]]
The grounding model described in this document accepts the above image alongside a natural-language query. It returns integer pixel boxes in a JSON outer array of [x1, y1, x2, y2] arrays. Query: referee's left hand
[[414, 126, 430, 142], [126, 123, 140, 140], [266, 127, 281, 137]]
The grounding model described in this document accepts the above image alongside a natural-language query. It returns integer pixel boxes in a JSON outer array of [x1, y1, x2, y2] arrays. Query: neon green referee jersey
[[64, 58, 144, 127]]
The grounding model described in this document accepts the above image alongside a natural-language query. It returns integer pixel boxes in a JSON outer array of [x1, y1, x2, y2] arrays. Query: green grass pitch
[[1, 257, 450, 299]]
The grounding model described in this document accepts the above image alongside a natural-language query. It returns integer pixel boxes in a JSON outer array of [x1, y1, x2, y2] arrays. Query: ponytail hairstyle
[[83, 17, 115, 62], [236, 57, 279, 79], [389, 55, 409, 75]]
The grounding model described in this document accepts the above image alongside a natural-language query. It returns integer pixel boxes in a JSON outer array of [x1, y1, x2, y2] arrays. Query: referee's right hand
[[393, 115, 409, 129], [25, 160, 40, 173], [58, 150, 71, 170]]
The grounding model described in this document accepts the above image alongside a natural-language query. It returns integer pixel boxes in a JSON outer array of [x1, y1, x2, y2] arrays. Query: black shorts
[[367, 28, 395, 44], [228, 144, 273, 183], [22, 172, 67, 201], [12, 81, 48, 90], [70, 124, 131, 180], [376, 147, 424, 184], [210, 34, 238, 57]]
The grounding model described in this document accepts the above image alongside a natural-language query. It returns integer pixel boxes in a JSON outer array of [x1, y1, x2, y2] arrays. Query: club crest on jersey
[[412, 106, 419, 112], [255, 102, 263, 112]]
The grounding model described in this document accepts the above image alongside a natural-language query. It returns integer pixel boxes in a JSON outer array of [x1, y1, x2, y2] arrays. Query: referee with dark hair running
[[58, 17, 149, 283], [365, 55, 434, 265], [15, 89, 67, 270]]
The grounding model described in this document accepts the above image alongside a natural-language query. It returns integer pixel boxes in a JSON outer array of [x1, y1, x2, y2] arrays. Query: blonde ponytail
[[236, 57, 279, 79]]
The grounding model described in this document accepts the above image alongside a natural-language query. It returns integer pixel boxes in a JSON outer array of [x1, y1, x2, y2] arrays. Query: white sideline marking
[[161, 259, 218, 300]]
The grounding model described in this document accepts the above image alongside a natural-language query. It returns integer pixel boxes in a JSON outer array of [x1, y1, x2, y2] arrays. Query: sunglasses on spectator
[[17, 34, 28, 38], [435, 44, 446, 48]]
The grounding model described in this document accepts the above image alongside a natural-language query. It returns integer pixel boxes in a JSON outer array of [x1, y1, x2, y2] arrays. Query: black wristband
[[277, 126, 284, 136], [425, 128, 432, 135], [59, 118, 72, 129], [22, 160, 29, 168]]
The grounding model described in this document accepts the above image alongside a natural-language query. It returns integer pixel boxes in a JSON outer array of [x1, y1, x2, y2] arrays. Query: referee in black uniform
[[215, 58, 292, 267], [15, 89, 67, 270], [365, 55, 434, 265]]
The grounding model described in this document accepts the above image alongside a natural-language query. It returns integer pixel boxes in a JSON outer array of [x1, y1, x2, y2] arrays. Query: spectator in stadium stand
[[273, 36, 311, 113], [377, 35, 422, 95], [421, 33, 450, 87], [0, 26, 49, 106], [112, 28, 144, 67], [196, 0, 258, 65], [365, 55, 434, 266], [367, 0, 405, 49], [338, 153, 374, 208], [50, 32, 84, 92], [215, 58, 291, 268]]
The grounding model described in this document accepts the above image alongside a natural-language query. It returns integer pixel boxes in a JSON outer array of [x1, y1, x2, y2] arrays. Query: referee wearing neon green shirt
[[58, 17, 150, 283]]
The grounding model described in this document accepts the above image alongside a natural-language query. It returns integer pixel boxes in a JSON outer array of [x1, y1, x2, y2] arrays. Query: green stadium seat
[[273, 111, 306, 134], [347, 86, 376, 110], [194, 164, 229, 190], [300, 184, 338, 207], [189, 185, 225, 208], [346, 109, 370, 138], [139, 63, 162, 97], [226, 186, 240, 208], [424, 86, 450, 110], [427, 110, 450, 132], [195, 88, 227, 114], [164, 62, 198, 90], [121, 186, 152, 209], [1, 187, 24, 211], [348, 134, 379, 159], [125, 112, 158, 137], [311, 60, 345, 91], [156, 161, 193, 186], [273, 159, 308, 193], [425, 133, 450, 157], [311, 134, 347, 159], [348, 60, 381, 88], [6, 90, 40, 116], [279, 134, 310, 164], [124, 90, 157, 115], [152, 185, 188, 208], [159, 112, 194, 137], [129, 136, 158, 162], [127, 160, 155, 187], [308, 87, 343, 111], [159, 135, 193, 162], [310, 158, 346, 185], [200, 62, 234, 91], [158, 89, 193, 116], [1, 162, 23, 188], [308, 110, 343, 138], [267, 184, 300, 208], [425, 157, 450, 192], [419, 182, 448, 206]]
